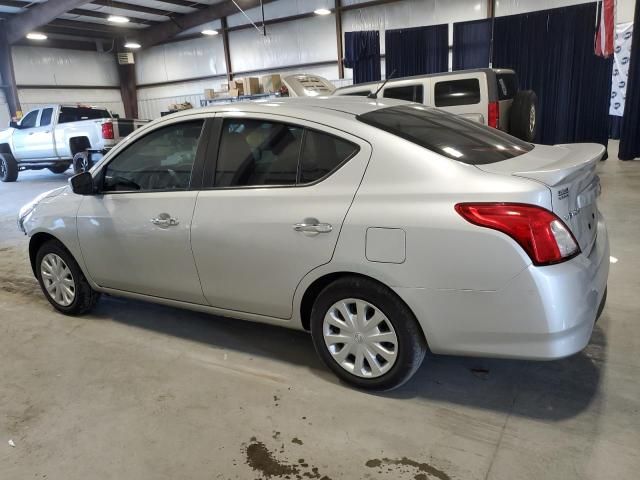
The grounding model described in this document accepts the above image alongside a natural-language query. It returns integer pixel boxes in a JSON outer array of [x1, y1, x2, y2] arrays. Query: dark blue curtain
[[385, 24, 448, 78], [619, 0, 640, 159], [609, 115, 623, 139], [453, 19, 491, 70], [344, 31, 381, 84], [492, 3, 613, 146]]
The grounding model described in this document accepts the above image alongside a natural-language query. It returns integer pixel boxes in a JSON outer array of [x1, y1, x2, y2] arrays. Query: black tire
[[48, 163, 70, 174], [35, 239, 100, 315], [509, 90, 538, 142], [310, 276, 427, 391], [0, 153, 19, 182], [73, 152, 90, 174]]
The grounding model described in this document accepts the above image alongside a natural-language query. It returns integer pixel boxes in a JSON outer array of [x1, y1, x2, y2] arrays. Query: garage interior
[[1, 0, 640, 479]]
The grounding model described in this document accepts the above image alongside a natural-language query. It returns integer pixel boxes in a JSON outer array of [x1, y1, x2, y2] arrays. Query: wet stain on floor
[[243, 438, 331, 479], [365, 457, 450, 480]]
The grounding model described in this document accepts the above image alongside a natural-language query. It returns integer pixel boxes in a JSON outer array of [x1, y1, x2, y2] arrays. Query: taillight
[[455, 203, 580, 266], [102, 122, 114, 139], [488, 101, 499, 128]]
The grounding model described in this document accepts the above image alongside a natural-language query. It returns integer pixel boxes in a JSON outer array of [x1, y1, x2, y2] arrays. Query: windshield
[[59, 107, 111, 124], [356, 105, 533, 165]]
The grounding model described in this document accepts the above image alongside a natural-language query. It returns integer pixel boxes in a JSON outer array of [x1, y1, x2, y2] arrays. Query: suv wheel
[[0, 153, 18, 182], [36, 239, 100, 315], [509, 90, 538, 142], [310, 276, 426, 391]]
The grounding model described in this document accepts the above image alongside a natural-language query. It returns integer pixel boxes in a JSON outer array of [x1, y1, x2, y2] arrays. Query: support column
[[0, 30, 22, 120], [335, 0, 344, 79], [222, 17, 233, 82], [115, 44, 139, 119]]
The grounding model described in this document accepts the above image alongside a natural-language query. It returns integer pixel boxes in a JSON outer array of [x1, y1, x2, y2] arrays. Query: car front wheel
[[36, 239, 100, 315], [310, 276, 427, 391]]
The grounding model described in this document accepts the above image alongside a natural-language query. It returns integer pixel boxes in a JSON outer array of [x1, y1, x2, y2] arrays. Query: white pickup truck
[[0, 104, 147, 182]]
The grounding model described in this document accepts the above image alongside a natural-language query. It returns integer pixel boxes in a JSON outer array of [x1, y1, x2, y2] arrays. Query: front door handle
[[151, 213, 179, 228], [293, 222, 332, 234]]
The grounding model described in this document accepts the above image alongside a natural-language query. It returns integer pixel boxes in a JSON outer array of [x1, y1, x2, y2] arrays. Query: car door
[[191, 113, 371, 319], [76, 117, 210, 304], [12, 109, 40, 159], [31, 107, 56, 158]]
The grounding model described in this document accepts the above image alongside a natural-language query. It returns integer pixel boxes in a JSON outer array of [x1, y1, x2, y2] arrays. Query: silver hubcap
[[40, 253, 75, 306], [323, 298, 399, 378], [529, 105, 536, 134]]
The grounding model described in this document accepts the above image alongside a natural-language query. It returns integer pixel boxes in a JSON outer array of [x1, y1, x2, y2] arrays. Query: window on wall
[[214, 119, 303, 187], [103, 120, 203, 192], [434, 78, 481, 106], [300, 130, 359, 184], [383, 85, 424, 103]]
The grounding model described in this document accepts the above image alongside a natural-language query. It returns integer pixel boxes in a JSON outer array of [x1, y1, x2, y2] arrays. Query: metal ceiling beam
[[153, 0, 206, 8], [40, 24, 115, 40], [136, 0, 275, 48], [5, 0, 96, 44], [50, 18, 140, 35], [66, 8, 160, 25], [91, 0, 171, 18], [0, 0, 25, 8]]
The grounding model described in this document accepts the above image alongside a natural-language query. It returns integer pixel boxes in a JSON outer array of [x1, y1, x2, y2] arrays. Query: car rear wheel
[[73, 152, 91, 174], [509, 90, 538, 142], [310, 276, 427, 391], [36, 239, 100, 315], [0, 153, 18, 182], [48, 163, 70, 174]]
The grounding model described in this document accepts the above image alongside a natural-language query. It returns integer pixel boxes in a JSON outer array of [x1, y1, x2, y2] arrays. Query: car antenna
[[367, 70, 396, 99]]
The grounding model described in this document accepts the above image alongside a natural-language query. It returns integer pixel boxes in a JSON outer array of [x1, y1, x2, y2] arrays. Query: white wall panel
[[12, 47, 119, 86], [229, 14, 336, 73], [496, 0, 636, 22], [226, 0, 331, 27], [18, 88, 125, 118], [136, 36, 226, 85]]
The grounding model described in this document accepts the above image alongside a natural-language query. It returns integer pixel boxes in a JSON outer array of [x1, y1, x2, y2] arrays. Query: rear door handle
[[293, 222, 332, 234]]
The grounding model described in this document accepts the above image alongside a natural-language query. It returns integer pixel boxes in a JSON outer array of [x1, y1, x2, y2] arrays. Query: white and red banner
[[595, 0, 616, 57], [610, 22, 634, 116]]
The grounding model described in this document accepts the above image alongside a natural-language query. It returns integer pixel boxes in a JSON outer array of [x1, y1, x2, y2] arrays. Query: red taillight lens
[[488, 101, 499, 128], [102, 122, 114, 139], [455, 203, 580, 266]]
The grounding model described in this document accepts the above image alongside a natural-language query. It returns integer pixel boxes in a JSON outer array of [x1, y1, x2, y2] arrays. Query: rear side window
[[300, 130, 359, 183], [59, 107, 111, 124], [383, 85, 424, 103], [496, 73, 518, 100], [357, 105, 533, 165], [215, 119, 303, 187], [434, 79, 480, 107], [39, 108, 53, 127]]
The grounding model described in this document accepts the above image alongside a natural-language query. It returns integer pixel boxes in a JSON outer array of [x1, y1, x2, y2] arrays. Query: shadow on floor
[[93, 294, 605, 422]]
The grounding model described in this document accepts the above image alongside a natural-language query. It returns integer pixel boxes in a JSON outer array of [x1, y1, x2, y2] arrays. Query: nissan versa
[[17, 97, 609, 390]]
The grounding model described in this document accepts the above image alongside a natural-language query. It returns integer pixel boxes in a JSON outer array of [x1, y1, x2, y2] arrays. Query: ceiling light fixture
[[26, 32, 48, 40], [314, 8, 331, 15], [124, 41, 141, 49], [108, 15, 130, 24], [201, 29, 219, 35]]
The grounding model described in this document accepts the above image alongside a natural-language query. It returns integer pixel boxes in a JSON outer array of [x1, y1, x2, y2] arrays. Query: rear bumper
[[394, 216, 610, 360]]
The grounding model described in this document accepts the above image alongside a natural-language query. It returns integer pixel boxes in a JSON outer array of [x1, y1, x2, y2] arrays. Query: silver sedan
[[18, 97, 609, 390]]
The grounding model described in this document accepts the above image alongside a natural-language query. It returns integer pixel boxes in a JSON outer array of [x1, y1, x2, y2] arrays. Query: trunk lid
[[476, 143, 604, 254]]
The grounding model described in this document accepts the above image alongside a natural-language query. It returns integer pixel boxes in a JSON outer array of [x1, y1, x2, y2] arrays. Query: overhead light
[[124, 42, 141, 49], [201, 29, 219, 36], [26, 32, 47, 40], [108, 15, 130, 24], [314, 8, 331, 15]]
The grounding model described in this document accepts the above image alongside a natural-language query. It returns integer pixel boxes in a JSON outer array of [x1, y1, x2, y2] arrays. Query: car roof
[[167, 96, 416, 119]]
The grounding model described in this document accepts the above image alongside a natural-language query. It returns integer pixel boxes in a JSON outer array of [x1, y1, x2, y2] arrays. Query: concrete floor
[[0, 142, 638, 480]]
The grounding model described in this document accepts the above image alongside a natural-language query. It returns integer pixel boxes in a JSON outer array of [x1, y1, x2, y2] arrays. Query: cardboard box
[[242, 77, 261, 95], [204, 88, 216, 100], [261, 74, 282, 93], [228, 88, 241, 97], [228, 81, 244, 96]]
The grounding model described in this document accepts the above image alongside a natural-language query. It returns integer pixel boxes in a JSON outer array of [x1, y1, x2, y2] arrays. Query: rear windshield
[[59, 107, 111, 124], [356, 105, 533, 165], [496, 73, 518, 100]]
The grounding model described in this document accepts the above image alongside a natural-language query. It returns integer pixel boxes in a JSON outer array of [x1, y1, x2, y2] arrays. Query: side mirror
[[70, 172, 95, 195], [9, 121, 19, 128]]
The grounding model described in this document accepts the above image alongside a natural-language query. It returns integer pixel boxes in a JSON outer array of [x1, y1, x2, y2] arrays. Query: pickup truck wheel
[[73, 152, 90, 174], [48, 163, 70, 174], [0, 153, 18, 182]]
